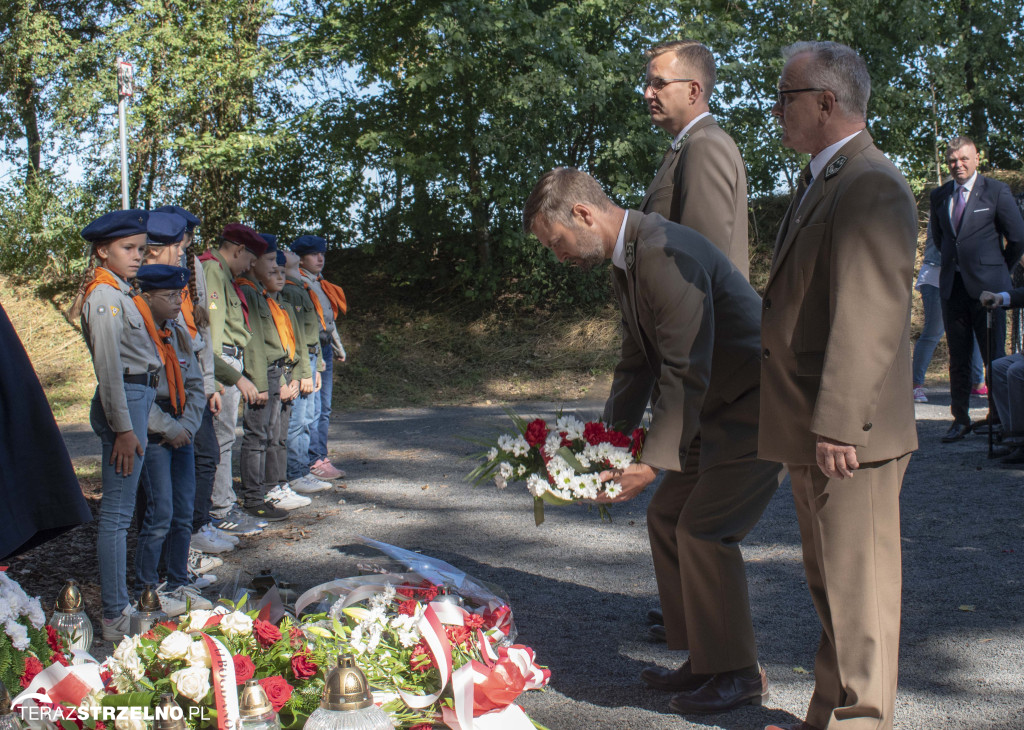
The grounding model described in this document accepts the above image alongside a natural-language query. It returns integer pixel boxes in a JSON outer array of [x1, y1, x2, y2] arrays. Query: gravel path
[[60, 389, 1024, 729]]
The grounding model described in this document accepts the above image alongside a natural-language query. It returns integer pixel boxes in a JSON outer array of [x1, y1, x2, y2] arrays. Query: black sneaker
[[244, 501, 289, 521]]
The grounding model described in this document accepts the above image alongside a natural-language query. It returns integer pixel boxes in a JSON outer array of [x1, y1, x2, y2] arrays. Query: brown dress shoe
[[668, 665, 768, 714], [640, 660, 711, 692], [647, 624, 667, 642], [647, 608, 663, 625], [764, 723, 821, 730]]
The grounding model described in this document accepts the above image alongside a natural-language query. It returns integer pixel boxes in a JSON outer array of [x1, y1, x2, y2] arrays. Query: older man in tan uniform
[[524, 168, 780, 716], [760, 42, 918, 730], [640, 39, 749, 278]]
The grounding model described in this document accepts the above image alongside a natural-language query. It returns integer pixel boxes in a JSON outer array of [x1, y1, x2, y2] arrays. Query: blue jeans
[[286, 354, 318, 480], [192, 405, 218, 533], [913, 284, 984, 386], [309, 341, 333, 462], [136, 438, 196, 589], [91, 383, 155, 619]]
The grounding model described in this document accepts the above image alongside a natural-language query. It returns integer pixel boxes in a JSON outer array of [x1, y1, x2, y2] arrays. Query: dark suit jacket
[[603, 210, 763, 473], [760, 130, 918, 465], [639, 115, 750, 279], [931, 174, 1024, 300]]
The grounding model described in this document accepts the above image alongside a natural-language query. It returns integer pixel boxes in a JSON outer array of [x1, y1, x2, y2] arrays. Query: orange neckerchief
[[239, 278, 296, 360], [83, 267, 124, 301], [180, 287, 199, 339], [297, 270, 327, 330], [320, 278, 348, 317], [133, 295, 186, 415]]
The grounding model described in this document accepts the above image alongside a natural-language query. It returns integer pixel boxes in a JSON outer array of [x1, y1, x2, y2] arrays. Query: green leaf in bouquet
[[304, 625, 333, 639], [554, 446, 587, 473], [534, 497, 545, 526], [101, 691, 158, 709]]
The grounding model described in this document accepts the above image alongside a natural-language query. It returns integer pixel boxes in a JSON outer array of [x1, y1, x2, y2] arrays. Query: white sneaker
[[156, 585, 189, 617], [191, 525, 234, 553], [188, 574, 217, 590], [283, 484, 313, 505], [913, 386, 928, 403], [102, 605, 135, 642], [266, 485, 310, 510], [209, 525, 240, 546], [290, 474, 332, 494], [169, 584, 213, 610], [188, 549, 223, 575]]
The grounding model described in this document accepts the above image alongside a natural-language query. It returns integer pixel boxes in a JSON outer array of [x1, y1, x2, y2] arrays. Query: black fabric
[[0, 302, 92, 560]]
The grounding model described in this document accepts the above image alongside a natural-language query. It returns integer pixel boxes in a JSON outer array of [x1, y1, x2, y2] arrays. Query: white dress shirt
[[670, 111, 712, 150], [948, 171, 978, 219]]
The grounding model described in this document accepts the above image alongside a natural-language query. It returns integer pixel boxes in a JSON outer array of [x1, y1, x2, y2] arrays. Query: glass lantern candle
[[47, 579, 94, 652], [153, 694, 186, 730], [0, 679, 22, 730], [129, 585, 167, 636], [304, 655, 395, 730], [238, 680, 281, 730]]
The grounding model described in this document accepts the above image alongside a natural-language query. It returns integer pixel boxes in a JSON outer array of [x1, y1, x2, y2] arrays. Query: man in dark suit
[[523, 168, 780, 716], [640, 39, 750, 278], [932, 136, 1024, 442], [759, 42, 918, 730]]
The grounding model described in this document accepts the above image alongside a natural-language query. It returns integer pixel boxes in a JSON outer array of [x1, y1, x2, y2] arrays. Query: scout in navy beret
[[146, 211, 187, 246], [153, 205, 200, 232], [290, 235, 327, 255], [275, 250, 286, 266], [81, 209, 149, 243], [260, 233, 278, 252], [135, 264, 190, 292], [220, 223, 268, 256]]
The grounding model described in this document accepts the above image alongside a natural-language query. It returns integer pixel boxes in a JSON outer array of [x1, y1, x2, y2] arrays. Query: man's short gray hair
[[645, 39, 717, 100], [946, 135, 976, 154], [782, 41, 871, 119], [522, 167, 613, 233]]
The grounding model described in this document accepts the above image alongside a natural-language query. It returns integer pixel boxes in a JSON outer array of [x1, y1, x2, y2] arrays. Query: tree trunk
[[17, 61, 42, 185]]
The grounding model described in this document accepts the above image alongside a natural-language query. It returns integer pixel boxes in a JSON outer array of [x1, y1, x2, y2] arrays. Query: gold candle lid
[[321, 655, 373, 711], [138, 585, 162, 613], [239, 679, 273, 718], [0, 677, 12, 715], [55, 579, 84, 613], [153, 694, 185, 730]]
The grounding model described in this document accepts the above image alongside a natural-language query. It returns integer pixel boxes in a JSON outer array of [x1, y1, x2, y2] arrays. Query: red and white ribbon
[[200, 633, 239, 730]]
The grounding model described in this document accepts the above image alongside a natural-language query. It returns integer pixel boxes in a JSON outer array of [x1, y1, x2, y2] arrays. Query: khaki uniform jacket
[[147, 319, 205, 441], [299, 269, 346, 357], [188, 254, 217, 397], [81, 269, 162, 433], [759, 131, 918, 465], [603, 211, 764, 472], [281, 276, 324, 375], [202, 250, 252, 386], [640, 115, 750, 279], [236, 282, 273, 393]]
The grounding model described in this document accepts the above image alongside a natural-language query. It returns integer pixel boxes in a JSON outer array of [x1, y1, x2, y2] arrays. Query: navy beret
[[146, 211, 187, 246], [275, 250, 286, 266], [136, 264, 190, 292], [153, 205, 200, 232], [81, 209, 149, 243], [291, 235, 327, 255], [260, 233, 278, 252], [221, 223, 267, 256]]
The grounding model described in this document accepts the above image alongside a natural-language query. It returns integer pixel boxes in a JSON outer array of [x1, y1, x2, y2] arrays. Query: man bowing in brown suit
[[641, 39, 750, 278], [759, 42, 918, 730], [524, 167, 780, 716]]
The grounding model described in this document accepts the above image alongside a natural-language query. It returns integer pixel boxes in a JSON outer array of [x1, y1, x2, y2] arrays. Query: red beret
[[220, 223, 267, 256]]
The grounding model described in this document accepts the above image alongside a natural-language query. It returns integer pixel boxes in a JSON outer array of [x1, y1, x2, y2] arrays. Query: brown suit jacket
[[759, 131, 919, 465], [640, 115, 750, 279], [604, 210, 763, 472]]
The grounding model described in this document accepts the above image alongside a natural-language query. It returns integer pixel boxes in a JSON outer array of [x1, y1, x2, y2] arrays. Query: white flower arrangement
[[0, 571, 46, 651]]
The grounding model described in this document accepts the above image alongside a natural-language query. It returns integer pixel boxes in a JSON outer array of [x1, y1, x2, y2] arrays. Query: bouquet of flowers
[[0, 570, 74, 693], [469, 412, 646, 525]]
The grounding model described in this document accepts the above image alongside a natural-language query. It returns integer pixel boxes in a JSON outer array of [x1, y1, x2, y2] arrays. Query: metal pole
[[118, 95, 129, 210]]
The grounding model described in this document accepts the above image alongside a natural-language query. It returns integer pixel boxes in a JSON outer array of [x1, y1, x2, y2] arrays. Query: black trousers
[[942, 273, 1005, 425], [240, 365, 283, 504]]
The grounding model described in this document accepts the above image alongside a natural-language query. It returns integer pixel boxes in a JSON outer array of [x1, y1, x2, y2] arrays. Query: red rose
[[253, 619, 283, 648], [290, 653, 318, 680], [524, 419, 548, 448], [20, 656, 44, 688], [45, 625, 63, 653], [630, 428, 646, 457], [398, 600, 419, 616], [464, 613, 485, 630], [258, 676, 294, 712], [233, 655, 256, 684], [583, 422, 608, 445], [100, 669, 113, 685], [49, 652, 70, 667]]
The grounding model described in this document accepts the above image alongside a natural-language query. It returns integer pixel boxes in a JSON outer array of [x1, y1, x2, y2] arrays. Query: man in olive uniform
[[200, 223, 267, 534]]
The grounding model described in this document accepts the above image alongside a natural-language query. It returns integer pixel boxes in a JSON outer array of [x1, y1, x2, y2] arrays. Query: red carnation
[[630, 428, 646, 457], [583, 422, 608, 445], [399, 600, 419, 616], [20, 656, 44, 688], [411, 725, 433, 730], [419, 581, 439, 602], [45, 625, 63, 653], [445, 625, 471, 647], [560, 431, 573, 447], [49, 651, 70, 667], [607, 429, 630, 448], [410, 640, 435, 673], [291, 653, 318, 680], [524, 419, 548, 448], [464, 613, 485, 630], [233, 655, 256, 684], [397, 584, 417, 599], [253, 619, 282, 647], [258, 676, 294, 712]]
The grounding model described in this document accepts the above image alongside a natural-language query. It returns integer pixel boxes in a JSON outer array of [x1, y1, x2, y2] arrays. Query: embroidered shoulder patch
[[210, 291, 219, 300], [825, 155, 848, 180], [209, 302, 218, 310], [625, 240, 636, 270], [110, 306, 120, 317], [96, 305, 106, 315]]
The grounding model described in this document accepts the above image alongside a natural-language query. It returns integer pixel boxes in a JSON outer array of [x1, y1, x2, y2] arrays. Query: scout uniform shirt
[[201, 249, 252, 386], [147, 319, 205, 442], [181, 254, 217, 397], [298, 268, 346, 358], [81, 268, 162, 433], [234, 278, 275, 392], [281, 274, 322, 378]]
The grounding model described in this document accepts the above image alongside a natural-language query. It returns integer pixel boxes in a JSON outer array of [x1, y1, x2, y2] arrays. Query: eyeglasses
[[146, 290, 184, 303], [775, 87, 826, 105], [642, 77, 695, 94]]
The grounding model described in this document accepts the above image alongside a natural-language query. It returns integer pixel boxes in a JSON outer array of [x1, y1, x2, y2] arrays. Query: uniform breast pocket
[[126, 311, 144, 330]]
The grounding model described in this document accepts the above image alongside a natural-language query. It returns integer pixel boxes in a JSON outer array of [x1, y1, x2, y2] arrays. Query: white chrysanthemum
[[578, 473, 602, 500], [486, 447, 498, 461], [516, 465, 526, 477], [606, 450, 633, 470], [365, 623, 383, 654], [349, 624, 366, 654], [25, 598, 45, 629], [576, 453, 591, 469], [526, 474, 548, 497], [368, 584, 396, 611], [0, 597, 13, 625], [556, 415, 585, 441], [543, 432, 562, 459], [510, 436, 530, 457], [602, 481, 623, 499], [4, 619, 28, 651], [497, 434, 515, 452]]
